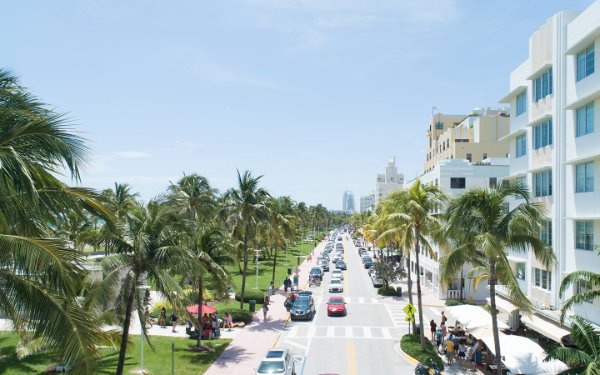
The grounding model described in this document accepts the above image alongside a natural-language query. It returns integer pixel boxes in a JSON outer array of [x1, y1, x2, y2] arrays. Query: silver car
[[256, 348, 296, 375]]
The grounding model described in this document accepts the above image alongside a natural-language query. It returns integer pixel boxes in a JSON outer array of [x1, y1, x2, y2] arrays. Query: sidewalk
[[204, 241, 325, 375]]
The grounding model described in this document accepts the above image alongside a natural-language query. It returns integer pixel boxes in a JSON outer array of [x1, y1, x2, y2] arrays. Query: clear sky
[[2, 0, 594, 209]]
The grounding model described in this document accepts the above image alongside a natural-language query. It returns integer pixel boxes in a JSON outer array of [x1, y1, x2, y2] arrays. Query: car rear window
[[266, 350, 284, 359], [257, 360, 285, 373]]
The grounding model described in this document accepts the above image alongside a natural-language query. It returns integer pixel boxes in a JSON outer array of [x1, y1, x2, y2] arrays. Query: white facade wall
[[502, 4, 600, 326], [374, 159, 404, 205], [360, 195, 375, 213]]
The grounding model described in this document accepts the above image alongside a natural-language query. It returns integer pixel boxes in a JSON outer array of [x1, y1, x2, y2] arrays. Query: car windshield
[[257, 360, 285, 373], [293, 300, 309, 308], [329, 298, 344, 305]]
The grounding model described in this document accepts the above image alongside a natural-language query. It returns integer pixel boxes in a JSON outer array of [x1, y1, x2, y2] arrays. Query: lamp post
[[254, 249, 261, 290]]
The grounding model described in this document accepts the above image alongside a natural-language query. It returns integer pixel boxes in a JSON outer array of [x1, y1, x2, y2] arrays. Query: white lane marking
[[307, 326, 316, 338], [327, 326, 335, 338], [284, 340, 307, 351], [382, 328, 392, 339], [363, 327, 372, 338], [345, 326, 352, 337], [358, 297, 365, 304], [288, 326, 298, 338]]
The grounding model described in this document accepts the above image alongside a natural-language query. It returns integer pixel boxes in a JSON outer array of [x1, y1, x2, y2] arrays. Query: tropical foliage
[[545, 316, 600, 375]]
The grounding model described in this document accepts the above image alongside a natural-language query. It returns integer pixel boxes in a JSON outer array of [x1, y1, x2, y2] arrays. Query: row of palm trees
[[354, 180, 599, 375], [0, 69, 346, 374]]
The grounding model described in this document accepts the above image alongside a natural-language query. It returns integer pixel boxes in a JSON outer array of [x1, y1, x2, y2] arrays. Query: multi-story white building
[[360, 194, 375, 213], [375, 158, 404, 204], [500, 1, 600, 339], [405, 158, 510, 302], [342, 190, 355, 213]]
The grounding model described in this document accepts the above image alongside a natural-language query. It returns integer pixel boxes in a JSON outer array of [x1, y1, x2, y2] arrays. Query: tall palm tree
[[266, 197, 297, 284], [439, 182, 554, 375], [168, 173, 217, 223], [91, 199, 184, 375], [0, 69, 110, 373], [222, 170, 271, 309], [545, 316, 600, 375], [99, 183, 138, 255], [558, 270, 600, 323]]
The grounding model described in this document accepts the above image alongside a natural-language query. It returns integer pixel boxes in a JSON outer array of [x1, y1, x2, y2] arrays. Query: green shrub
[[219, 308, 254, 324], [400, 334, 444, 370], [234, 289, 266, 304], [377, 286, 397, 296], [445, 299, 462, 306]]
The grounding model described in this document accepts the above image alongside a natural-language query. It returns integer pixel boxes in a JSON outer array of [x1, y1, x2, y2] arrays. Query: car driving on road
[[331, 269, 344, 280], [310, 266, 323, 281], [328, 278, 343, 293], [290, 295, 316, 321], [326, 296, 347, 317], [335, 260, 347, 270], [255, 348, 296, 375]]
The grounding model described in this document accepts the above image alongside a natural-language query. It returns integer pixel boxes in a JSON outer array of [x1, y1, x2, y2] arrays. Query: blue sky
[[2, 0, 594, 209]]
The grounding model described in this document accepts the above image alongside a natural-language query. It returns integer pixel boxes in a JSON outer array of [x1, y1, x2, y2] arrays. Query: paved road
[[279, 235, 415, 374]]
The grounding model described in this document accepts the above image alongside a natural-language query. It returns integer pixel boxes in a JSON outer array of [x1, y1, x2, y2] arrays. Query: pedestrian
[[435, 327, 442, 350], [445, 338, 455, 365], [475, 340, 483, 369], [262, 303, 269, 321], [159, 307, 167, 328], [441, 311, 448, 324], [170, 310, 178, 333], [223, 312, 233, 331], [458, 342, 467, 365], [268, 281, 275, 299], [441, 321, 447, 340], [430, 319, 437, 341], [283, 277, 291, 292]]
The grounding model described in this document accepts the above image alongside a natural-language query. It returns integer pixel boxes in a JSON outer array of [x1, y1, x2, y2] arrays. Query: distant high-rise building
[[374, 158, 404, 205], [360, 194, 375, 212], [342, 191, 355, 212]]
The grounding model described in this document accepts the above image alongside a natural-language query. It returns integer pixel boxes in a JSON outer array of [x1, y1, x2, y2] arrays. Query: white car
[[331, 270, 344, 280], [328, 278, 344, 293]]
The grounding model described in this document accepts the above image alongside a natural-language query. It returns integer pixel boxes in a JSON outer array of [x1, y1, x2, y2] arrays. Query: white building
[[342, 190, 355, 213], [405, 158, 510, 302], [375, 158, 404, 204], [499, 1, 600, 337], [360, 194, 375, 212]]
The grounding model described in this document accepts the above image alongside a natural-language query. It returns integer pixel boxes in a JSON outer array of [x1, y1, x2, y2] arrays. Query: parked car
[[331, 269, 344, 280], [310, 266, 323, 281], [290, 295, 316, 321], [328, 278, 344, 293], [371, 276, 384, 288], [255, 348, 296, 375], [363, 259, 373, 269], [326, 296, 347, 317], [335, 260, 347, 270]]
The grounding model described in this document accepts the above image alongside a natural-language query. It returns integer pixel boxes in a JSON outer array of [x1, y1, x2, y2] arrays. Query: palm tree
[[558, 270, 600, 323], [0, 69, 111, 373], [222, 170, 271, 309], [266, 197, 297, 284], [168, 173, 217, 223], [545, 316, 600, 374], [91, 199, 184, 375], [439, 182, 554, 375], [99, 183, 138, 255]]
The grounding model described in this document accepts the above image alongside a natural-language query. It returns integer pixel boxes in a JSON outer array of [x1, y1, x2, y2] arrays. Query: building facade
[[342, 190, 355, 213], [500, 3, 600, 330], [424, 108, 511, 173], [375, 158, 404, 204], [360, 194, 375, 213]]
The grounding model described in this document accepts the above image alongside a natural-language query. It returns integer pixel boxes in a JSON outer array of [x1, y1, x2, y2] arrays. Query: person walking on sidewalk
[[430, 319, 437, 341], [268, 281, 275, 300], [159, 307, 167, 328], [440, 321, 447, 341], [170, 310, 178, 333], [283, 277, 291, 292], [262, 304, 269, 321]]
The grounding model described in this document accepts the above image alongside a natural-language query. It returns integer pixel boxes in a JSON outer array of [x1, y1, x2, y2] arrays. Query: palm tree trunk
[[196, 273, 203, 348], [271, 244, 281, 284], [239, 225, 250, 310], [116, 282, 136, 375], [488, 257, 503, 375], [406, 252, 416, 333], [414, 229, 427, 351]]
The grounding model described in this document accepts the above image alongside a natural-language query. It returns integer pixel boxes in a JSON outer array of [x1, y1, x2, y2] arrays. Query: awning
[[486, 296, 517, 314], [481, 335, 568, 375], [446, 305, 509, 331], [521, 314, 570, 344]]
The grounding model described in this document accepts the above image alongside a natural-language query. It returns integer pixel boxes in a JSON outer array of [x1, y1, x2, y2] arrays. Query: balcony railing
[[445, 289, 461, 300]]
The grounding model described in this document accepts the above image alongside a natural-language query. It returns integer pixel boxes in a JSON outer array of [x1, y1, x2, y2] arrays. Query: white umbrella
[[446, 305, 509, 331]]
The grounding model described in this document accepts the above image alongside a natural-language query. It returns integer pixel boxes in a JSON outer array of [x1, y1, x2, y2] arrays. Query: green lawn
[[0, 332, 230, 374]]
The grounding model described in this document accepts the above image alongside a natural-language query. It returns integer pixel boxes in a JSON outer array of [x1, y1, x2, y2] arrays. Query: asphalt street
[[280, 235, 415, 375]]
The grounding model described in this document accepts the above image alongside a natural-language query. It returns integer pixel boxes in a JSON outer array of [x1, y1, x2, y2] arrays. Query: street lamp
[[254, 249, 261, 290], [134, 284, 151, 375]]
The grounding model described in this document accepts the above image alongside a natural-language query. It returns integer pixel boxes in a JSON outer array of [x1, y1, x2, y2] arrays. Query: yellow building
[[424, 108, 511, 173]]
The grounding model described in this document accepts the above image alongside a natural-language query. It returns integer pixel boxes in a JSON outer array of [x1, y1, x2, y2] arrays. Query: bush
[[445, 299, 462, 306], [377, 286, 397, 296], [400, 334, 444, 370], [219, 308, 254, 324], [234, 289, 266, 304]]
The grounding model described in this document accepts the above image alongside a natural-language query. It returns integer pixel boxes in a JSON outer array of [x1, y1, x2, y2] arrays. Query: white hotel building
[[499, 1, 600, 333]]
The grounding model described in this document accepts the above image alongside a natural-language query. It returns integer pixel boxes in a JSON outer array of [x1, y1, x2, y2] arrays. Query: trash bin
[[287, 268, 292, 275], [396, 287, 403, 297], [293, 275, 299, 287], [249, 300, 256, 313]]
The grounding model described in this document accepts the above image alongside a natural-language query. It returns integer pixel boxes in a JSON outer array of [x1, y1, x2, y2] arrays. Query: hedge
[[234, 289, 266, 304], [219, 308, 254, 324], [445, 299, 476, 307], [377, 286, 397, 296], [400, 334, 444, 370]]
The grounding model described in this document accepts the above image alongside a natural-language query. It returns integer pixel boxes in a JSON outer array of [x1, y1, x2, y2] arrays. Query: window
[[534, 268, 552, 290], [516, 91, 527, 116], [489, 177, 497, 189], [516, 263, 526, 280], [534, 68, 553, 101], [576, 279, 593, 295], [466, 153, 472, 162], [577, 44, 595, 81], [534, 170, 552, 197], [575, 161, 594, 193], [533, 119, 553, 149], [575, 221, 594, 251], [450, 177, 466, 189], [540, 220, 552, 246], [516, 134, 527, 158], [435, 122, 444, 129], [576, 102, 595, 137]]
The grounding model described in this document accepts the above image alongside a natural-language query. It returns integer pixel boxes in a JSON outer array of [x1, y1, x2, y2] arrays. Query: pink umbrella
[[186, 304, 217, 314]]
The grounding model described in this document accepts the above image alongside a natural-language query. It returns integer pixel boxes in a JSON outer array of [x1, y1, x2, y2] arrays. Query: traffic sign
[[405, 316, 415, 322], [403, 303, 416, 316]]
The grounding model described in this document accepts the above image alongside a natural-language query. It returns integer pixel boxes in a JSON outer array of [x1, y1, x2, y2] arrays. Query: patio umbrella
[[186, 304, 217, 314]]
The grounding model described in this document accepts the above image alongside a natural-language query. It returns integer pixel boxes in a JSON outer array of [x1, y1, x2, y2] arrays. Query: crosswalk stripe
[[327, 326, 335, 338], [345, 326, 352, 337], [382, 328, 392, 339], [358, 297, 364, 304], [308, 326, 316, 338], [288, 326, 298, 338], [363, 327, 372, 338]]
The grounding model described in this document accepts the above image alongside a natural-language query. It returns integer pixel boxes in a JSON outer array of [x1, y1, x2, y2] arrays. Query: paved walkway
[[204, 241, 324, 375]]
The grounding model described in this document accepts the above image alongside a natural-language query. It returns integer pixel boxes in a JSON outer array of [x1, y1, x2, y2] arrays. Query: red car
[[326, 296, 347, 316]]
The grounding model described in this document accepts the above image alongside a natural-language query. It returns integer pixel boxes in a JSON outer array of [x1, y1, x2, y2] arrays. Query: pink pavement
[[204, 241, 325, 375]]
